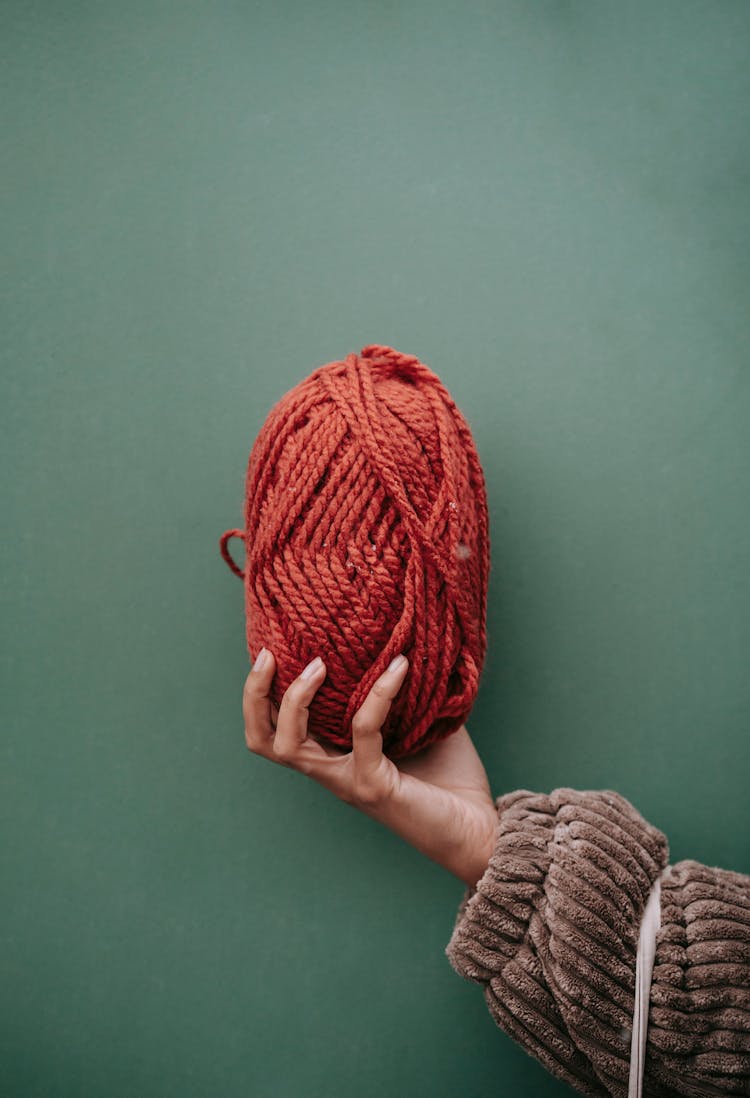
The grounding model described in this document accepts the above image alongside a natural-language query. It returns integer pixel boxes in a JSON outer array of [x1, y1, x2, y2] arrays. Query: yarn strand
[[218, 345, 490, 758]]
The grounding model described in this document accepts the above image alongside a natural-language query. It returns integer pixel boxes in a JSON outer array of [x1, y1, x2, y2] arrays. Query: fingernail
[[253, 647, 269, 672], [388, 654, 407, 673], [301, 656, 324, 680]]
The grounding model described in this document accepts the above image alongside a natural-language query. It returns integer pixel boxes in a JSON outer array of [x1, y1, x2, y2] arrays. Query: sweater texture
[[445, 788, 750, 1097]]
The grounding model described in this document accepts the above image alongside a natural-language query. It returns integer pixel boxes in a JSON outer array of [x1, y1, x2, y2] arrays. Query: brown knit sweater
[[445, 788, 750, 1097]]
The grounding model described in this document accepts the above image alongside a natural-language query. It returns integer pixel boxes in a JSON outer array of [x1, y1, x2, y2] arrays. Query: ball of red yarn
[[219, 344, 490, 759]]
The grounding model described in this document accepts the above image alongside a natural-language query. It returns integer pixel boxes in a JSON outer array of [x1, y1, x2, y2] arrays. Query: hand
[[242, 648, 499, 889]]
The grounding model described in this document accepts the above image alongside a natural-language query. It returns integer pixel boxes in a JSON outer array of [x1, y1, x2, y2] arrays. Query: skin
[[242, 649, 499, 890]]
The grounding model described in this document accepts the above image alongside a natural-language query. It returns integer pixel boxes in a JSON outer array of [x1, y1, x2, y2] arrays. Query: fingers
[[243, 648, 331, 773], [242, 646, 277, 753], [350, 655, 409, 804], [272, 656, 326, 764], [242, 648, 410, 810]]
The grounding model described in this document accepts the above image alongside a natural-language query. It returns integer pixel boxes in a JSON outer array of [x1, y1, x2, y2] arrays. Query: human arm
[[241, 648, 750, 1097]]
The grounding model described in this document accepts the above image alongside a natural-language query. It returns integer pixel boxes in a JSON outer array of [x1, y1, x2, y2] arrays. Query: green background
[[2, 2, 749, 1096]]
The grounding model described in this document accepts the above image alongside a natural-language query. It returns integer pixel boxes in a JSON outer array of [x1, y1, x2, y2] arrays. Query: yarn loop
[[219, 528, 245, 579]]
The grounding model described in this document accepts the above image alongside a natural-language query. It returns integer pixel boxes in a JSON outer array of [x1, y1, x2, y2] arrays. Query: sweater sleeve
[[444, 788, 750, 1098]]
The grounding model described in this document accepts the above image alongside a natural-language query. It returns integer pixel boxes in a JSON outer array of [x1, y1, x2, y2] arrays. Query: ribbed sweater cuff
[[444, 788, 670, 1097]]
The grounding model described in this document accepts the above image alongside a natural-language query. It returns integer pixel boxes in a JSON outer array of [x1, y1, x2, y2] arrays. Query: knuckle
[[370, 680, 391, 700], [244, 730, 262, 754], [350, 712, 371, 737], [285, 680, 310, 706], [272, 738, 295, 764], [352, 775, 385, 808]]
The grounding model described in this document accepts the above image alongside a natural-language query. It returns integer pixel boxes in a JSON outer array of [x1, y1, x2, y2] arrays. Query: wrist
[[367, 776, 498, 889]]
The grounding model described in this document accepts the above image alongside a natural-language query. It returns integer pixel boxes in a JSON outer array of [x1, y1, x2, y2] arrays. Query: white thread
[[628, 874, 662, 1098]]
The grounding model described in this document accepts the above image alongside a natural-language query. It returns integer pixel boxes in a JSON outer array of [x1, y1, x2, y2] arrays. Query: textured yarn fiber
[[219, 344, 490, 759]]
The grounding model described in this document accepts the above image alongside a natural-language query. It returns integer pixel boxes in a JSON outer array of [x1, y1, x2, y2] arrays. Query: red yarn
[[219, 344, 490, 759]]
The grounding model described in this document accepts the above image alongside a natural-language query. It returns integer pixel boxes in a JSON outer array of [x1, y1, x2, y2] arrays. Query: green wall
[[2, 2, 748, 1096]]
